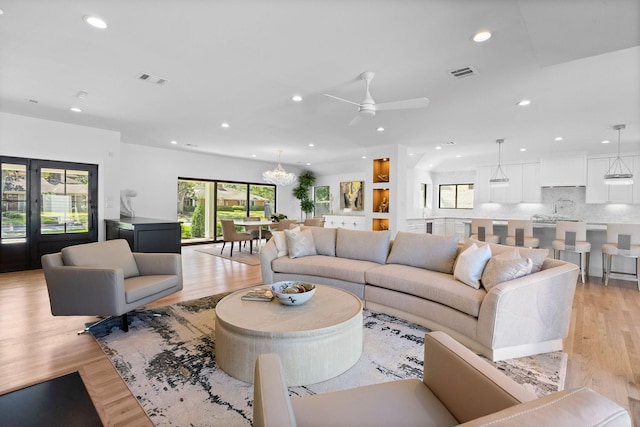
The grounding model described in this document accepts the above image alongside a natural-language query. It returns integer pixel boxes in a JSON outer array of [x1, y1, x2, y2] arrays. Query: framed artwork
[[340, 181, 363, 211]]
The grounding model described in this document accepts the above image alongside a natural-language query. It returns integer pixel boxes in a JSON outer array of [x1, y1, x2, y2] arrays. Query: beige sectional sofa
[[260, 227, 579, 361]]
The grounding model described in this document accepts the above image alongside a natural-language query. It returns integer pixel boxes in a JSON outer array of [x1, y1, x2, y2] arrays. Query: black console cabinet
[[105, 217, 181, 253]]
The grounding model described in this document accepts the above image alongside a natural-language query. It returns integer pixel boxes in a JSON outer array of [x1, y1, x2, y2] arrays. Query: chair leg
[[602, 253, 606, 279], [553, 249, 559, 260], [121, 313, 129, 332], [230, 241, 234, 257], [604, 254, 612, 287], [221, 241, 226, 255], [585, 252, 590, 280], [579, 252, 586, 284]]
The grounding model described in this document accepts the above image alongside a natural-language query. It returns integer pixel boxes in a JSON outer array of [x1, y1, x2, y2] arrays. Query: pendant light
[[489, 139, 509, 188], [604, 124, 633, 185], [262, 150, 296, 186]]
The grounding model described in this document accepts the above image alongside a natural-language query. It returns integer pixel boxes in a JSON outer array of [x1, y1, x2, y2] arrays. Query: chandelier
[[263, 150, 296, 186], [489, 139, 509, 188], [604, 124, 633, 185]]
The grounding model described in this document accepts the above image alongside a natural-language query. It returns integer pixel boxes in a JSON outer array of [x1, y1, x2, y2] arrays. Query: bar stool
[[505, 219, 540, 248], [601, 223, 640, 290], [469, 218, 500, 243], [552, 221, 590, 283]]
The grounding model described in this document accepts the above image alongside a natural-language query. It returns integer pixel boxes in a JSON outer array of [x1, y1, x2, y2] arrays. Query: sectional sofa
[[260, 227, 579, 361]]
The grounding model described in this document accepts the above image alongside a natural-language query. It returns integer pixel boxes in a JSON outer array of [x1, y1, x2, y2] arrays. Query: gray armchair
[[41, 239, 183, 334]]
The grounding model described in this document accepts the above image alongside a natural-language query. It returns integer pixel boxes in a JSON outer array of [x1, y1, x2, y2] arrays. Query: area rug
[[194, 245, 260, 265], [92, 294, 566, 426]]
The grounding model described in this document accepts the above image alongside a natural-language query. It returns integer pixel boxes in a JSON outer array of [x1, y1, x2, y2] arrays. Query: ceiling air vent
[[449, 66, 478, 79], [137, 73, 168, 85]]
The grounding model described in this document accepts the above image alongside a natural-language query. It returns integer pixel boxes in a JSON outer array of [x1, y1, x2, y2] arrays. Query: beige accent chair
[[254, 331, 630, 427], [275, 219, 298, 231], [303, 217, 325, 227], [41, 239, 183, 334], [552, 221, 591, 284], [469, 218, 500, 243], [220, 219, 253, 256], [602, 223, 640, 290], [505, 219, 540, 248]]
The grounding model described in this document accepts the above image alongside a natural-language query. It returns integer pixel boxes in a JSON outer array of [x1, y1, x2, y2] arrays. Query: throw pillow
[[453, 243, 493, 289], [481, 254, 533, 290], [270, 230, 289, 257], [306, 226, 337, 256], [387, 232, 459, 274], [284, 228, 317, 259], [517, 247, 549, 273]]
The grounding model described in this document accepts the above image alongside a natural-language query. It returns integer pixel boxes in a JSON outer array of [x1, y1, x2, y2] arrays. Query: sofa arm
[[253, 353, 296, 427], [424, 331, 537, 423], [43, 266, 126, 316], [477, 261, 578, 352], [458, 387, 631, 426], [133, 253, 182, 277], [260, 239, 278, 285]]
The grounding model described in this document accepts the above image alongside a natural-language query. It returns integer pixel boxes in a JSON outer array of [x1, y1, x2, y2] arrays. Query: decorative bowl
[[270, 281, 316, 306]]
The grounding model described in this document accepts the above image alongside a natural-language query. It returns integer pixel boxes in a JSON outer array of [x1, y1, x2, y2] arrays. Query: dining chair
[[220, 219, 253, 256], [276, 219, 298, 231], [601, 223, 640, 290], [469, 218, 500, 243], [303, 218, 325, 227], [552, 221, 591, 283], [505, 219, 540, 248]]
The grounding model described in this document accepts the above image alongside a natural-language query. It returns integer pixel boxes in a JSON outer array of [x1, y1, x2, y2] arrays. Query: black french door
[[1, 157, 98, 272]]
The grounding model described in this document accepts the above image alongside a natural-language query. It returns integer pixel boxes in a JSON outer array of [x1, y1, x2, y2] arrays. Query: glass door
[[1, 159, 28, 271]]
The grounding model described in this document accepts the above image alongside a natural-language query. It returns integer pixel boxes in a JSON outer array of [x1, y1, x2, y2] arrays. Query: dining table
[[233, 219, 276, 249]]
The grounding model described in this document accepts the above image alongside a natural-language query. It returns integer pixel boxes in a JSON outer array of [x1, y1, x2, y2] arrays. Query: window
[[314, 186, 331, 216], [439, 184, 474, 209]]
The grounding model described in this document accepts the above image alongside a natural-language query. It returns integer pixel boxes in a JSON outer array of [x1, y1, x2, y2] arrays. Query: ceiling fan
[[323, 71, 429, 126]]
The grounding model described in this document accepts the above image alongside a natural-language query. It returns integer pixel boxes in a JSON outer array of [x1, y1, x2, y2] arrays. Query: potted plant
[[293, 171, 316, 219]]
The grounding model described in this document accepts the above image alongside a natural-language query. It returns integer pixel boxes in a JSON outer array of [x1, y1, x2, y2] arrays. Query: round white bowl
[[270, 281, 316, 306]]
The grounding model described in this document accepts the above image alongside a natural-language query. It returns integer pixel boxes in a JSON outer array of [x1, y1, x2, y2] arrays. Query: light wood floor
[[1, 245, 639, 426]]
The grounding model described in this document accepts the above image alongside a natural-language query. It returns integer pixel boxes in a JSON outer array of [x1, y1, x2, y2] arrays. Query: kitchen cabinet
[[521, 163, 541, 202], [323, 215, 367, 230], [445, 218, 467, 241], [540, 154, 587, 187], [477, 163, 539, 203], [406, 218, 427, 233], [105, 217, 182, 253]]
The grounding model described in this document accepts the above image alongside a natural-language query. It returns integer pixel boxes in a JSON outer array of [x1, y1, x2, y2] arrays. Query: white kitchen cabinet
[[540, 154, 587, 187], [405, 218, 427, 233], [323, 215, 367, 230], [521, 163, 541, 202], [586, 157, 633, 203], [476, 166, 492, 203], [445, 218, 467, 241], [505, 164, 523, 203], [432, 218, 446, 235]]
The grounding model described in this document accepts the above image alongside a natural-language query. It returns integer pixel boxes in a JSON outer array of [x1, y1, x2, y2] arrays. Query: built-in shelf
[[372, 188, 390, 213], [373, 158, 390, 183], [372, 218, 389, 231]]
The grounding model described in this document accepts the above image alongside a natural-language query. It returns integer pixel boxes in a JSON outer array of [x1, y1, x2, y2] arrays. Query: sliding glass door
[[177, 178, 275, 243]]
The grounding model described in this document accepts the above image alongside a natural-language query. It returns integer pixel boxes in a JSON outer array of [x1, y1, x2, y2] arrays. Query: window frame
[[438, 183, 474, 209]]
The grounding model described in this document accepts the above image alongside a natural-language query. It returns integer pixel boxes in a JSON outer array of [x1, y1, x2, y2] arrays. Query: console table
[[105, 217, 181, 253]]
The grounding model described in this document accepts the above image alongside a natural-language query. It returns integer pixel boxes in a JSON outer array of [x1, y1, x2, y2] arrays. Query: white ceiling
[[1, 0, 639, 175]]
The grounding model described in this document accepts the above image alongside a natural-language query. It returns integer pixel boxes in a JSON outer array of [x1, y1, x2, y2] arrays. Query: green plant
[[293, 171, 316, 215], [191, 198, 205, 238]]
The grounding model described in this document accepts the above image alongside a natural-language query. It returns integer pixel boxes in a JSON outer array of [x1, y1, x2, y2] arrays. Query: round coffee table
[[215, 284, 363, 386]]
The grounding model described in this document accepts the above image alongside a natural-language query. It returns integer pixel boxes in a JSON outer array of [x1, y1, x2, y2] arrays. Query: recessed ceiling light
[[435, 146, 442, 150], [70, 107, 82, 113], [376, 127, 385, 132], [516, 99, 531, 107], [291, 95, 302, 102], [554, 136, 563, 141], [306, 162, 311, 166], [456, 154, 462, 158], [308, 143, 315, 147], [170, 140, 178, 145], [83, 15, 107, 29], [361, 156, 367, 159], [409, 153, 414, 156], [473, 31, 492, 42], [601, 140, 611, 144], [221, 122, 229, 128], [520, 148, 527, 152], [251, 154, 256, 157], [0, 8, 4, 15]]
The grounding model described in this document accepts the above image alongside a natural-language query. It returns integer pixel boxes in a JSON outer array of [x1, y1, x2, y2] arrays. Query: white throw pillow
[[270, 231, 288, 257], [481, 254, 533, 290], [284, 228, 317, 259], [453, 243, 492, 289]]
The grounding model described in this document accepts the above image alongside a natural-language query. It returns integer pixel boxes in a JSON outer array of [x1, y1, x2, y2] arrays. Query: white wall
[[314, 171, 367, 217], [0, 112, 121, 239], [119, 143, 301, 220]]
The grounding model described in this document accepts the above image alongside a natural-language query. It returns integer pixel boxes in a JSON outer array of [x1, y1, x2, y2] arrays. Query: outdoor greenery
[[191, 198, 205, 238]]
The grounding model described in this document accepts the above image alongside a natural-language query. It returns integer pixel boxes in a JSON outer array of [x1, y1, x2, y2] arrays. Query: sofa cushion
[[62, 239, 139, 279], [272, 255, 378, 284], [285, 228, 317, 258], [125, 274, 180, 303], [366, 264, 486, 317], [481, 254, 533, 291], [387, 232, 459, 274], [306, 226, 337, 256], [336, 228, 390, 264], [454, 243, 492, 289], [466, 238, 549, 273], [271, 230, 289, 257]]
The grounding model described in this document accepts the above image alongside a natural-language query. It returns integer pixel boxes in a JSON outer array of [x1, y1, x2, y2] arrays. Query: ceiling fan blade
[[375, 97, 430, 111], [323, 93, 361, 107], [348, 115, 363, 126]]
